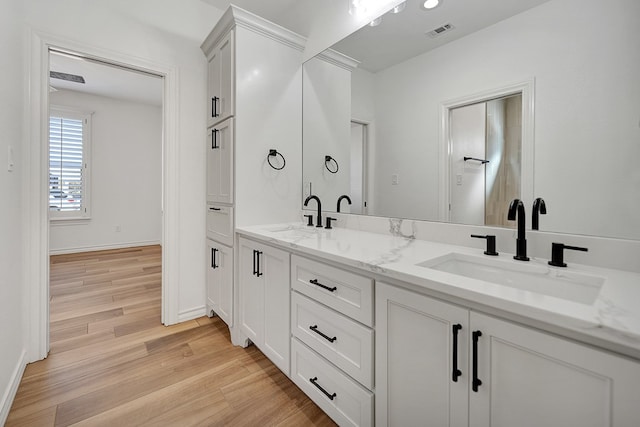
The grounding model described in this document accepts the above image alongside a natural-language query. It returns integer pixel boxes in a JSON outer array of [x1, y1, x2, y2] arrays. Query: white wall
[[22, 0, 223, 323], [49, 90, 162, 253], [0, 0, 26, 422], [370, 0, 640, 239]]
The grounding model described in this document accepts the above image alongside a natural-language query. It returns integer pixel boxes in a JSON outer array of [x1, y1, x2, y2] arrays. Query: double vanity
[[235, 221, 640, 426]]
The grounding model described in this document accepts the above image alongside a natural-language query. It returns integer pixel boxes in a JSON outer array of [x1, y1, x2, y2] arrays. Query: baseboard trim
[[1, 349, 27, 425], [177, 306, 206, 323], [49, 240, 161, 255]]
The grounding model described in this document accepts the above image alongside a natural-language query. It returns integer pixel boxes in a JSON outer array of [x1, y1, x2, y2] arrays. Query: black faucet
[[337, 195, 352, 213], [532, 197, 547, 230], [507, 199, 529, 261], [304, 195, 323, 228]]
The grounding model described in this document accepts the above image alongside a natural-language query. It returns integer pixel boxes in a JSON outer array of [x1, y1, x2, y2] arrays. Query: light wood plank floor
[[7, 245, 336, 426]]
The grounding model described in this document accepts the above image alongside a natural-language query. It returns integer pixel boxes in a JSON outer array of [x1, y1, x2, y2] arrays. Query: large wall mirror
[[302, 0, 640, 241]]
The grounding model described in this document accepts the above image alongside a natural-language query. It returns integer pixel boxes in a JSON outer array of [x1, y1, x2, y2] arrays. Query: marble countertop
[[236, 222, 640, 359]]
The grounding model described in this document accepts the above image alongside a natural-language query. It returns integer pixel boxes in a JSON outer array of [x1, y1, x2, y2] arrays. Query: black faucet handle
[[548, 242, 588, 267], [303, 214, 314, 227], [471, 234, 499, 256], [325, 217, 337, 229]]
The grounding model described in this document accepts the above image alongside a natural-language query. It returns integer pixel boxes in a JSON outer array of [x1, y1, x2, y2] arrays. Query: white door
[[206, 239, 218, 316], [217, 30, 234, 123], [261, 243, 291, 375], [376, 283, 469, 427], [206, 117, 234, 204], [238, 238, 263, 345], [469, 312, 640, 427], [449, 102, 486, 225], [216, 243, 233, 326], [207, 48, 220, 128]]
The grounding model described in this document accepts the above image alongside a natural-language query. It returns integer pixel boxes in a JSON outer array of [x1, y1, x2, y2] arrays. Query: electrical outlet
[[456, 174, 463, 185], [115, 225, 121, 232], [7, 146, 14, 172], [392, 174, 399, 185]]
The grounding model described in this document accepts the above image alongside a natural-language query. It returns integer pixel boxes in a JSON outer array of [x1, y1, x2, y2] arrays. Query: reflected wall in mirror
[[302, 0, 640, 240]]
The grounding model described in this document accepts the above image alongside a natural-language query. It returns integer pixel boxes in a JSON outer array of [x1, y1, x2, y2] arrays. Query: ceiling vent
[[427, 23, 455, 38], [50, 71, 85, 84]]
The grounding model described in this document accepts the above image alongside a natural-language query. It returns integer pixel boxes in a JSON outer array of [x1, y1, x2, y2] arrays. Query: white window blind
[[49, 108, 91, 219]]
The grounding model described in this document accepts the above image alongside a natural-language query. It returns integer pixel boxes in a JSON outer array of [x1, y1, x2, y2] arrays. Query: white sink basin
[[417, 253, 605, 305], [262, 224, 319, 239]]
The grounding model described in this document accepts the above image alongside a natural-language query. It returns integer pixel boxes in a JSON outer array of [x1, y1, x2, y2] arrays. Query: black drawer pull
[[472, 330, 483, 392], [309, 279, 337, 292], [209, 207, 221, 211], [309, 377, 336, 401], [212, 248, 218, 269], [211, 128, 219, 149], [252, 250, 257, 276], [309, 325, 337, 343], [452, 324, 462, 382], [255, 251, 263, 277], [212, 96, 219, 118]]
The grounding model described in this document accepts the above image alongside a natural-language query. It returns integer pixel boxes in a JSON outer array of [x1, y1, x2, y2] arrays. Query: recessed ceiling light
[[391, 1, 406, 13], [423, 0, 440, 9], [369, 17, 383, 26]]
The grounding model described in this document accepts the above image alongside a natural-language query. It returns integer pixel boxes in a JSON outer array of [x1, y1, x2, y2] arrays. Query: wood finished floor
[[7, 245, 336, 426]]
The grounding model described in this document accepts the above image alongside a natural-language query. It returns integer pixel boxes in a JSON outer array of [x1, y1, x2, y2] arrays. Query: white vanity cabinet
[[238, 237, 290, 375], [376, 282, 640, 427], [206, 117, 234, 205], [206, 239, 233, 326], [290, 255, 374, 427], [206, 29, 234, 127]]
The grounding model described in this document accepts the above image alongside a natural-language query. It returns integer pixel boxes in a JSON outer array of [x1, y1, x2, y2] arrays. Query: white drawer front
[[292, 292, 373, 389], [291, 338, 373, 427], [291, 255, 373, 326], [206, 204, 233, 246]]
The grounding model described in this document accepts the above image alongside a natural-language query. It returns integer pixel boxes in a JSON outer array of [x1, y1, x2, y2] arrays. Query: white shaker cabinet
[[377, 282, 640, 427], [206, 29, 234, 128], [376, 282, 469, 427], [238, 237, 290, 375], [469, 311, 640, 427], [206, 117, 234, 205], [206, 239, 233, 327]]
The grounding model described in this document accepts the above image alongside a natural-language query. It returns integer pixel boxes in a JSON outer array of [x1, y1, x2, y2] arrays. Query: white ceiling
[[48, 0, 552, 104], [333, 0, 551, 72], [49, 51, 163, 106]]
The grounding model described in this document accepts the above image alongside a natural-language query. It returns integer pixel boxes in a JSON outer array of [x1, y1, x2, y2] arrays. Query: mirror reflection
[[302, 0, 640, 240]]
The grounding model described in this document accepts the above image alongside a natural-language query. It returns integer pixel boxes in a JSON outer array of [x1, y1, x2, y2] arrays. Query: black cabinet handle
[[212, 96, 219, 118], [309, 377, 336, 401], [472, 330, 483, 392], [209, 207, 221, 211], [252, 250, 257, 276], [452, 324, 462, 382], [309, 325, 337, 343], [211, 128, 219, 149], [212, 248, 218, 269], [256, 251, 263, 277], [309, 279, 337, 292]]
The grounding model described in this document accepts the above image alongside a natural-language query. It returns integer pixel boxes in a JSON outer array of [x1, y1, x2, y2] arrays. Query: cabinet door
[[206, 117, 234, 204], [238, 238, 263, 345], [261, 243, 291, 375], [207, 30, 234, 127], [469, 312, 640, 427], [376, 282, 469, 427], [206, 240, 233, 327]]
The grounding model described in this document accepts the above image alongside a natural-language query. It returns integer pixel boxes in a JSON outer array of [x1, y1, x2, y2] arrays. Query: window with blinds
[[49, 108, 91, 219]]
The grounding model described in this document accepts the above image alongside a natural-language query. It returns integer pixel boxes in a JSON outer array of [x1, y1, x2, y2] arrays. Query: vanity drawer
[[292, 292, 373, 388], [291, 338, 373, 427], [291, 255, 373, 326], [206, 204, 233, 246]]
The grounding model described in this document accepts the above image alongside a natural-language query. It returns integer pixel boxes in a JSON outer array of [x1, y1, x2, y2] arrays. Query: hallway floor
[[6, 245, 335, 426]]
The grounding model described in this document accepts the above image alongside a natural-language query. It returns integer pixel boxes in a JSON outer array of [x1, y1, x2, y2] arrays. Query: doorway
[[350, 120, 369, 214], [449, 94, 522, 227]]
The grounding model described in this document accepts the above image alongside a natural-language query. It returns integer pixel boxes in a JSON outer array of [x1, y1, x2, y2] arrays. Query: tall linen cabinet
[[201, 6, 304, 345]]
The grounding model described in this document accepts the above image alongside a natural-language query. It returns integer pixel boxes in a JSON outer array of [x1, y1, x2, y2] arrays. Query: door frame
[[439, 78, 535, 222], [25, 30, 181, 362]]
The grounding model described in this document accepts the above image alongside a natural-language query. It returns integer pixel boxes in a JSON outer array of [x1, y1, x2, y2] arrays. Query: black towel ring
[[267, 149, 286, 170], [325, 155, 339, 174]]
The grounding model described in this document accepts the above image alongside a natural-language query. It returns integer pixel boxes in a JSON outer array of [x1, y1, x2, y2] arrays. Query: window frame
[[49, 106, 92, 221]]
